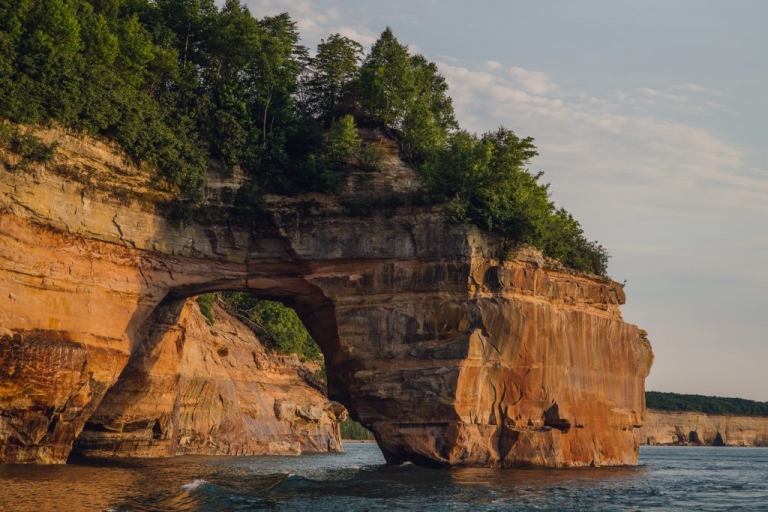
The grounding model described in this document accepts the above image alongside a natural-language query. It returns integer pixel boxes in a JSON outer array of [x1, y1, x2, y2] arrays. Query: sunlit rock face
[[72, 300, 343, 458], [636, 411, 768, 447], [0, 129, 653, 466]]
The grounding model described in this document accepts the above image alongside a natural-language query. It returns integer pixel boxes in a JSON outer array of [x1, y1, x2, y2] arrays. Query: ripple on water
[[2, 444, 768, 511]]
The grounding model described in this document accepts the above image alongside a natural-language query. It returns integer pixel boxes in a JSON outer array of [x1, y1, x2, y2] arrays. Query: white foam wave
[[181, 479, 208, 491]]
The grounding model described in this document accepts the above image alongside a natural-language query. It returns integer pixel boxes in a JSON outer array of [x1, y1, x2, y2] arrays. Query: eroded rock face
[[636, 410, 768, 447], [73, 300, 343, 458], [0, 129, 653, 466]]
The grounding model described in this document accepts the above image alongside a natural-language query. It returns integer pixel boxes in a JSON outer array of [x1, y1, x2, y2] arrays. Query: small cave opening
[[713, 432, 726, 447]]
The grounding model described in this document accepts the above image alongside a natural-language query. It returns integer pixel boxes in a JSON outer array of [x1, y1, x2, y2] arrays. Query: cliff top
[[0, 2, 611, 276]]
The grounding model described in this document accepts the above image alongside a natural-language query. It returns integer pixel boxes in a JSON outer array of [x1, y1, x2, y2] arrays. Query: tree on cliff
[[359, 28, 415, 129], [420, 127, 609, 275], [0, 1, 611, 276], [358, 28, 457, 162], [301, 33, 364, 121]]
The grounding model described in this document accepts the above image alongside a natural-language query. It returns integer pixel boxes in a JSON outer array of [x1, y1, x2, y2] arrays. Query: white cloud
[[508, 66, 556, 95], [437, 61, 763, 220], [485, 60, 503, 71], [244, 0, 378, 47], [673, 83, 723, 95]]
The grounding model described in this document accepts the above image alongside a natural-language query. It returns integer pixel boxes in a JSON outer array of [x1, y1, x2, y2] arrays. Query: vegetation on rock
[[220, 292, 322, 364], [0, 0, 608, 275], [196, 293, 217, 325], [340, 418, 375, 440], [647, 392, 768, 417], [0, 124, 58, 170]]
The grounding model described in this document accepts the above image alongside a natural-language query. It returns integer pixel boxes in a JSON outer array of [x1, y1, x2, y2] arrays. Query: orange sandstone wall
[[0, 129, 653, 467]]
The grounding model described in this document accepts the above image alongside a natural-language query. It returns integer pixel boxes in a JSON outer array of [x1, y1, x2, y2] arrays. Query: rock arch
[[0, 130, 654, 467]]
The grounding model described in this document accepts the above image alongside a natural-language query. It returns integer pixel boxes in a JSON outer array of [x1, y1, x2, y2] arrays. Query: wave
[[180, 479, 208, 491]]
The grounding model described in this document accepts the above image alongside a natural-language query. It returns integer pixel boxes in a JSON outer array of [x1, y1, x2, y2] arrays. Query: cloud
[[436, 61, 763, 220], [672, 83, 723, 96], [244, 0, 378, 47], [509, 66, 556, 95]]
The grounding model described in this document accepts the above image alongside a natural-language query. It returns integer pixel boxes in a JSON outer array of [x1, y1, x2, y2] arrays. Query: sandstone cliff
[[0, 127, 653, 467], [636, 410, 768, 447], [73, 299, 343, 458]]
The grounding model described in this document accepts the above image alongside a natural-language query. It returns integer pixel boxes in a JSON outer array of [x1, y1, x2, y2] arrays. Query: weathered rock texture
[[636, 410, 768, 447], [0, 127, 653, 466], [73, 300, 343, 458]]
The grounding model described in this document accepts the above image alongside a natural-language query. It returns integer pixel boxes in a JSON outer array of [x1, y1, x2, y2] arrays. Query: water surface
[[2, 444, 767, 511]]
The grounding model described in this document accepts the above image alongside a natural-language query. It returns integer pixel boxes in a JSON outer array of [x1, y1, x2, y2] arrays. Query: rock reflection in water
[[2, 444, 768, 511]]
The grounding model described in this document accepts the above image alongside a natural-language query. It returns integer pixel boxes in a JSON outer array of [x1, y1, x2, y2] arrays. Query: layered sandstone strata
[[0, 128, 653, 466], [636, 410, 768, 447], [73, 300, 343, 458]]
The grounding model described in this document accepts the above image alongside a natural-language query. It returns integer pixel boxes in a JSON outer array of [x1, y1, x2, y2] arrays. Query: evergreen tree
[[358, 27, 415, 129], [302, 33, 363, 121]]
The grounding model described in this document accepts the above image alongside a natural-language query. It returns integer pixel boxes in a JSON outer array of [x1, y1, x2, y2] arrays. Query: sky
[[243, 0, 768, 400]]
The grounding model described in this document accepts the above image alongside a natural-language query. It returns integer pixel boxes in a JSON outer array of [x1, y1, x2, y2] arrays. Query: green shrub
[[196, 294, 217, 325], [0, 125, 58, 171], [327, 115, 361, 163], [221, 292, 322, 363], [419, 128, 609, 275], [356, 142, 385, 172]]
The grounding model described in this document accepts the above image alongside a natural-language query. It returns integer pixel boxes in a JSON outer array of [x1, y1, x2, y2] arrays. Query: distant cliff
[[636, 410, 768, 446]]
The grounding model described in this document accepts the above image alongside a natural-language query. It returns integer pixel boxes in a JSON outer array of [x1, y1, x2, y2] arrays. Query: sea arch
[[0, 133, 652, 467]]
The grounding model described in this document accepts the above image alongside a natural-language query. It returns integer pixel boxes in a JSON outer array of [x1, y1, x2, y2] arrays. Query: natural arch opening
[[72, 284, 374, 460], [213, 292, 375, 442]]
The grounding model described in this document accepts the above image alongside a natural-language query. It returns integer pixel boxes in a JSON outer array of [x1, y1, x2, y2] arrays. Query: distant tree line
[[0, 0, 608, 275], [340, 418, 375, 440], [647, 391, 768, 417]]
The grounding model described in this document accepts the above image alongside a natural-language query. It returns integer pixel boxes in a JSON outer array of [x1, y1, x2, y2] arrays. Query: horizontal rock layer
[[636, 410, 768, 447], [0, 128, 653, 466]]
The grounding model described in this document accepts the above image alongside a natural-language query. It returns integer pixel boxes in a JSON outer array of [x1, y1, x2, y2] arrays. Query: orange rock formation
[[0, 128, 653, 466], [73, 300, 343, 458]]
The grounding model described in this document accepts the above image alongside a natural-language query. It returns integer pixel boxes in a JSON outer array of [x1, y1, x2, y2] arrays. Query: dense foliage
[[220, 292, 322, 363], [196, 293, 217, 324], [0, 0, 608, 274], [647, 392, 768, 417]]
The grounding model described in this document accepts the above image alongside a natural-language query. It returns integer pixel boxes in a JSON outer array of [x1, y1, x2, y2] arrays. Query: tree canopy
[[0, 2, 610, 275], [647, 392, 768, 418]]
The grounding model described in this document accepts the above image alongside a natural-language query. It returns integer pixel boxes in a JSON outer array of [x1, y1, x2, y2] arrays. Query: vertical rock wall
[[636, 410, 768, 446]]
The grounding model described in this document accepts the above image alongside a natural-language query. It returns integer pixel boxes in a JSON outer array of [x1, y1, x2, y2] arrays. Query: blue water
[[2, 444, 768, 511]]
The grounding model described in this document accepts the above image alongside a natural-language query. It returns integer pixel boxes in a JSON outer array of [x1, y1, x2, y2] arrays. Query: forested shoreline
[[647, 392, 768, 417]]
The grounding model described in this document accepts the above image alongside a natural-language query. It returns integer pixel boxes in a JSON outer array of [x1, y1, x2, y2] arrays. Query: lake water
[[2, 444, 768, 511]]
